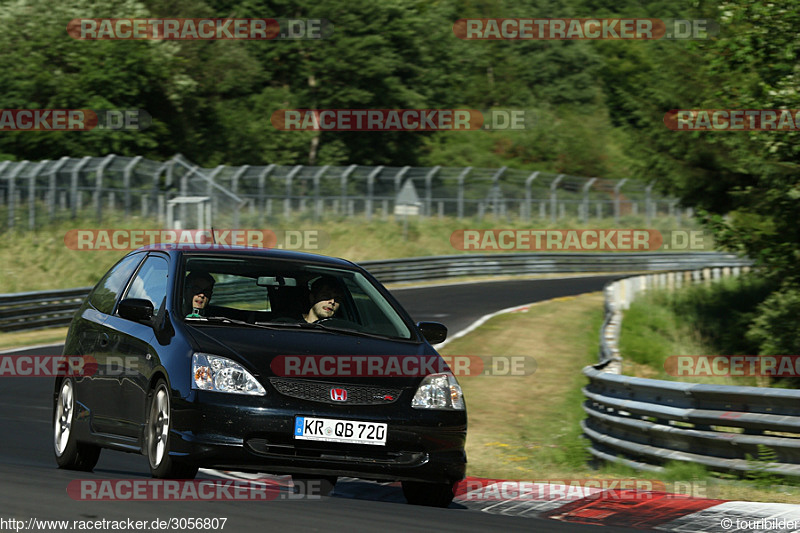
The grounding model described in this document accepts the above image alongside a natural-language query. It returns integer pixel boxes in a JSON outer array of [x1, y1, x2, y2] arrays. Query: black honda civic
[[53, 245, 466, 506]]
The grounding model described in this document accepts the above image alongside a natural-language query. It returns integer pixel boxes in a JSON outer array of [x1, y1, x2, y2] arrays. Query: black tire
[[145, 379, 198, 479], [53, 378, 101, 471], [402, 481, 455, 507], [292, 475, 338, 496]]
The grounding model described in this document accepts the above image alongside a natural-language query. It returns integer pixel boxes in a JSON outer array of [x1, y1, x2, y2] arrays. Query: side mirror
[[118, 298, 154, 322], [417, 321, 447, 344]]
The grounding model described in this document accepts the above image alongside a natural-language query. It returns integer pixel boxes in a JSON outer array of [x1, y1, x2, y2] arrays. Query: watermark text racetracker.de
[[454, 478, 712, 500], [67, 18, 333, 40], [63, 229, 327, 251], [665, 109, 800, 131], [450, 229, 711, 251], [665, 355, 800, 377], [271, 109, 534, 131], [453, 18, 718, 40], [271, 355, 536, 377], [0, 109, 150, 131], [68, 478, 319, 501], [0, 355, 96, 377]]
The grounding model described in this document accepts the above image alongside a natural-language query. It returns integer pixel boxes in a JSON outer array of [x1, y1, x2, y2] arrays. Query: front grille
[[246, 438, 427, 465], [269, 378, 402, 405]]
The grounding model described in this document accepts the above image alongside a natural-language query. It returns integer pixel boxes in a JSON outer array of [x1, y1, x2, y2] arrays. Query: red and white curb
[[206, 470, 800, 531], [455, 477, 800, 532]]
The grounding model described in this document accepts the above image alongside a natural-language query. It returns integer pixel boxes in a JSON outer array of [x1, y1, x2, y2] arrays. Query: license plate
[[294, 417, 387, 446]]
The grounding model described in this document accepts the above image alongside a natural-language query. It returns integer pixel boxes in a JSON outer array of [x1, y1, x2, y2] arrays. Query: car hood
[[183, 324, 439, 387]]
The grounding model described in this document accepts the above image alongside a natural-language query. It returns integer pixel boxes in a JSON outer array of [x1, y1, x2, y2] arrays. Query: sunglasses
[[189, 284, 213, 296]]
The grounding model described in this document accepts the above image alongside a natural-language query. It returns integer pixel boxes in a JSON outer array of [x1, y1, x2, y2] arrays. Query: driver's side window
[[124, 256, 169, 317]]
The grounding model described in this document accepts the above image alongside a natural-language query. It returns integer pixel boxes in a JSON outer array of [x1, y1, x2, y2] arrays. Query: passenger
[[303, 277, 344, 323], [185, 271, 215, 317]]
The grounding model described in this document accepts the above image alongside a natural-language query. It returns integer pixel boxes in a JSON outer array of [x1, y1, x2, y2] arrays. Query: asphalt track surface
[[1, 275, 644, 533]]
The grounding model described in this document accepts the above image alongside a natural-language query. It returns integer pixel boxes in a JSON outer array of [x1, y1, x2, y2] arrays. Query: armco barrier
[[0, 252, 749, 332], [584, 266, 800, 477]]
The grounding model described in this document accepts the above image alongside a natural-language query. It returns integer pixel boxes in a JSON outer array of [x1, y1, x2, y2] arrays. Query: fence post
[[339, 165, 357, 215], [456, 167, 472, 220], [311, 165, 329, 221], [490, 166, 507, 218], [257, 164, 274, 224], [613, 178, 628, 224], [365, 166, 383, 221], [71, 156, 91, 219], [122, 156, 142, 219], [523, 171, 539, 222], [581, 177, 597, 223], [8, 161, 30, 229], [549, 174, 564, 224], [29, 160, 48, 230], [284, 165, 302, 218], [94, 154, 115, 222], [645, 181, 655, 226], [0, 161, 11, 225], [423, 166, 440, 218]]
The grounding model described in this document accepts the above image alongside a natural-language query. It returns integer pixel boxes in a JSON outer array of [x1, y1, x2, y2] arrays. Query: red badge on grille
[[330, 388, 347, 401]]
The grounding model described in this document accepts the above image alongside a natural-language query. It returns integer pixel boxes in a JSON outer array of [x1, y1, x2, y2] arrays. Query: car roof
[[132, 244, 357, 268]]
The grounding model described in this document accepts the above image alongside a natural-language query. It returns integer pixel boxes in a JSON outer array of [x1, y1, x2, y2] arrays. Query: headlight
[[192, 353, 266, 396], [411, 373, 464, 410]]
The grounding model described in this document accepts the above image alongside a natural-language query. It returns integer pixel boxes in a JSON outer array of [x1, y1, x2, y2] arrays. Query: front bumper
[[169, 390, 467, 483]]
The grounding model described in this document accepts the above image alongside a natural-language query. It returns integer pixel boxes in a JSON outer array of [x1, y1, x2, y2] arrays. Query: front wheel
[[402, 481, 455, 507], [146, 379, 198, 479], [53, 378, 101, 471]]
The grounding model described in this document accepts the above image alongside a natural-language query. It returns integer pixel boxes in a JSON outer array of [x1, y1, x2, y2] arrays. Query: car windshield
[[180, 255, 413, 340]]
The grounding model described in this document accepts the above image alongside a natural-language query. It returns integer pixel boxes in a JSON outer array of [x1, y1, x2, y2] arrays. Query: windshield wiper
[[299, 320, 388, 340], [186, 316, 281, 330]]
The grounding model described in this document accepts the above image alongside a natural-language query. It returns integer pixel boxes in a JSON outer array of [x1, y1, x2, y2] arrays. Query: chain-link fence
[[0, 154, 688, 231]]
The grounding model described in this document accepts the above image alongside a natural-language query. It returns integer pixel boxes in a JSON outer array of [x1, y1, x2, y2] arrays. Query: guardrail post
[[550, 174, 564, 223]]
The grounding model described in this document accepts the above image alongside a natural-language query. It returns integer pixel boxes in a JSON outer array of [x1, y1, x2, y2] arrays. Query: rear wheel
[[53, 378, 100, 470], [146, 379, 198, 479], [402, 481, 455, 507]]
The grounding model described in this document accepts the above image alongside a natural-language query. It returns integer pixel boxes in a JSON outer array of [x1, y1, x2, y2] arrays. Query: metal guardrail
[[584, 266, 800, 477], [582, 367, 800, 476], [0, 252, 751, 332]]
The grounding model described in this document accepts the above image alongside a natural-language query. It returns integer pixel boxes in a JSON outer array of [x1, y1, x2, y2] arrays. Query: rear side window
[[125, 255, 169, 316], [88, 253, 145, 314]]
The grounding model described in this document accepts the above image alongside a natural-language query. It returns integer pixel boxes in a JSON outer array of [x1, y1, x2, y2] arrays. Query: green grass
[[0, 212, 702, 293], [619, 275, 778, 386]]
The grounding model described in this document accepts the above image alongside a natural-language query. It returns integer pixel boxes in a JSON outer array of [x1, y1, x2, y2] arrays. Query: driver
[[303, 277, 344, 323], [185, 271, 215, 317]]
